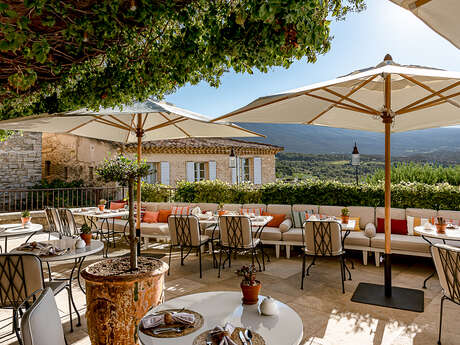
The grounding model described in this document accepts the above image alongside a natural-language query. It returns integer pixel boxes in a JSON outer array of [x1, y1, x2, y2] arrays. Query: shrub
[[174, 179, 460, 211], [140, 182, 172, 202]]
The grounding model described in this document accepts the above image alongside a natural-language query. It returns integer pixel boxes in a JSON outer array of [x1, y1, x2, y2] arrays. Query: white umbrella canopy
[[214, 58, 460, 131], [390, 0, 460, 50], [0, 99, 260, 141], [214, 55, 460, 311]]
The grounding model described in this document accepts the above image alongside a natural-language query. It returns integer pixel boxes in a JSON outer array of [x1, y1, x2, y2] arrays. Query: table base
[[351, 282, 424, 312]]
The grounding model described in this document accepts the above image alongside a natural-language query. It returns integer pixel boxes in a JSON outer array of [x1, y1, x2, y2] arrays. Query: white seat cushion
[[141, 222, 169, 236], [344, 231, 371, 247], [282, 228, 304, 243], [252, 227, 282, 241], [370, 233, 430, 254]]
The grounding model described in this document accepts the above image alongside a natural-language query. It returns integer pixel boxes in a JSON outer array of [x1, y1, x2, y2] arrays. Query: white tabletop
[[139, 291, 303, 345], [0, 223, 43, 237], [415, 225, 460, 241], [73, 209, 129, 219], [11, 238, 104, 262]]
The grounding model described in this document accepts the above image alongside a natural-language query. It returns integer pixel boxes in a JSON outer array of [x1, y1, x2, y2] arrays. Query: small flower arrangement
[[80, 223, 92, 245], [99, 199, 107, 206], [236, 265, 258, 287], [21, 210, 30, 218], [21, 210, 31, 226], [80, 223, 92, 234], [341, 207, 350, 217]]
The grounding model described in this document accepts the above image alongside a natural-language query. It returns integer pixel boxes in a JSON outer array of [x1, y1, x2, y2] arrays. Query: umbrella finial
[[384, 54, 393, 62]]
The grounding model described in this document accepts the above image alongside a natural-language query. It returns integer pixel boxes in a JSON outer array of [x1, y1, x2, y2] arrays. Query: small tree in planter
[[96, 155, 150, 270], [236, 265, 261, 305]]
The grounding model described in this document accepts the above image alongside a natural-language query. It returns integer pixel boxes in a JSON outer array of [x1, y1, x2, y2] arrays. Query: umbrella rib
[[91, 116, 131, 131], [303, 93, 376, 115], [108, 115, 136, 131], [395, 80, 460, 114], [125, 114, 136, 143], [398, 74, 460, 108], [66, 118, 96, 134], [144, 118, 187, 132], [142, 113, 149, 129], [226, 123, 265, 137], [397, 91, 460, 115], [322, 87, 380, 115]]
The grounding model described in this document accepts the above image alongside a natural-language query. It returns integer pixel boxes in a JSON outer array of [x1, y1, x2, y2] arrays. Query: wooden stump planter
[[81, 256, 168, 345]]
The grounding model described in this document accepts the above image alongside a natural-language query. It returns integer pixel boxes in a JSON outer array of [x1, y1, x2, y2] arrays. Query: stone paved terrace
[[0, 233, 458, 345]]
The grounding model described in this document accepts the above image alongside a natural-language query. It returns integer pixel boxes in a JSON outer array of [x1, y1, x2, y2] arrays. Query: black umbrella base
[[351, 282, 424, 312]]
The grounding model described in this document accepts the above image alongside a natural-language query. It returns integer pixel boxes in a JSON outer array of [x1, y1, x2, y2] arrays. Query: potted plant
[[98, 199, 107, 211], [21, 210, 31, 226], [341, 207, 350, 224], [237, 265, 261, 305], [436, 217, 446, 234], [81, 155, 168, 345], [80, 223, 92, 245]]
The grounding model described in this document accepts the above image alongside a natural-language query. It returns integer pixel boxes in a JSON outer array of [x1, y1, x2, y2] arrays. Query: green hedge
[[174, 179, 460, 211], [140, 183, 172, 202]]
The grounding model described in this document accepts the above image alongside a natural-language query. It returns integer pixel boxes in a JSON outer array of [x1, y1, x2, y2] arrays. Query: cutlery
[[206, 332, 213, 345], [244, 329, 253, 345], [152, 327, 183, 335], [239, 330, 248, 345]]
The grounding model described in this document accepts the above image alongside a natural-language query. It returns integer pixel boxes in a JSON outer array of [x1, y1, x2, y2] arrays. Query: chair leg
[[306, 255, 316, 276], [362, 251, 368, 265], [168, 245, 173, 276], [340, 255, 345, 294], [301, 253, 306, 290], [438, 295, 446, 345], [253, 247, 262, 272], [198, 246, 203, 279], [13, 309, 23, 345], [67, 286, 73, 332], [251, 247, 255, 267], [228, 249, 232, 268], [260, 242, 266, 271], [180, 246, 184, 266], [218, 249, 223, 278]]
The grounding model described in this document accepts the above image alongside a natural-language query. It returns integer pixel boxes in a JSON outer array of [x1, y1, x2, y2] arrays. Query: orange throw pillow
[[158, 209, 172, 223], [262, 212, 286, 227], [143, 211, 159, 224], [110, 202, 126, 210]]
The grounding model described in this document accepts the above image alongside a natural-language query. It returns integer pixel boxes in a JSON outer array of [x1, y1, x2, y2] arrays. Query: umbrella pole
[[136, 113, 143, 256], [383, 115, 392, 297]]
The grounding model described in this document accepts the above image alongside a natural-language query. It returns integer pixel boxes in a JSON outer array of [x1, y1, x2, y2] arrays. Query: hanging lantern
[[229, 147, 236, 169], [351, 142, 360, 166]]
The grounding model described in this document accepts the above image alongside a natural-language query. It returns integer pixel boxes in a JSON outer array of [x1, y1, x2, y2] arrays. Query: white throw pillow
[[364, 223, 376, 238], [191, 206, 201, 216], [279, 218, 293, 233]]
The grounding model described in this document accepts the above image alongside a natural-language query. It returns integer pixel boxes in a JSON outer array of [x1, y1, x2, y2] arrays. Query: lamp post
[[351, 142, 360, 185], [229, 147, 239, 184]]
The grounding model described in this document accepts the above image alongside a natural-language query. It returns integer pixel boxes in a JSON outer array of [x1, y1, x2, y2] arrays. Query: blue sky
[[165, 0, 460, 120]]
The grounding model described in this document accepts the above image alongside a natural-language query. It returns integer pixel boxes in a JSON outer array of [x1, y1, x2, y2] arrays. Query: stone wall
[[42, 133, 119, 185], [0, 132, 42, 189]]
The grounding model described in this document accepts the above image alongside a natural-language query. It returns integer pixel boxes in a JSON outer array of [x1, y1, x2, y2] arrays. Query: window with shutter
[[160, 162, 170, 185], [253, 157, 262, 184], [209, 161, 216, 180]]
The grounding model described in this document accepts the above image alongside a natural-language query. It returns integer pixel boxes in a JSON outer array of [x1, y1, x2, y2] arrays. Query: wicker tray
[[193, 327, 265, 345], [140, 309, 204, 338]]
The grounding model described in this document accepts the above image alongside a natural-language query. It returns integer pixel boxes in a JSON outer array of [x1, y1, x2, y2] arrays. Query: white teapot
[[260, 296, 278, 316], [75, 239, 86, 249]]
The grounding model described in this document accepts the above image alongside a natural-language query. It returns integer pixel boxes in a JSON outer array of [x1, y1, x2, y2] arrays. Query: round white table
[[139, 291, 303, 345], [415, 225, 460, 288], [0, 223, 43, 252], [11, 238, 104, 331]]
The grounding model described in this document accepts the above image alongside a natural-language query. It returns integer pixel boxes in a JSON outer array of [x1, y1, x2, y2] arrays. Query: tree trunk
[[128, 178, 138, 270]]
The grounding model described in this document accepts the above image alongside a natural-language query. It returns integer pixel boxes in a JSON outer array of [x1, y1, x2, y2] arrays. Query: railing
[[0, 187, 126, 212]]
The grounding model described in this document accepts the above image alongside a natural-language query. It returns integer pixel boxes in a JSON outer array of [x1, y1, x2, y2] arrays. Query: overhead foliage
[[0, 0, 364, 118]]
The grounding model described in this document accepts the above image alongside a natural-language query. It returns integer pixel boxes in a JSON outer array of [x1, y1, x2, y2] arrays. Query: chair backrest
[[21, 288, 66, 345], [168, 215, 201, 246], [44, 208, 56, 234], [431, 244, 460, 304], [46, 208, 65, 238], [219, 215, 253, 248], [0, 254, 44, 309], [304, 221, 343, 256], [58, 208, 78, 237]]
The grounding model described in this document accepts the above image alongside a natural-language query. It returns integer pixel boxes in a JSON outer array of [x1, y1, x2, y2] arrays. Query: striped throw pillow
[[171, 206, 191, 215], [291, 211, 306, 228], [240, 208, 264, 216]]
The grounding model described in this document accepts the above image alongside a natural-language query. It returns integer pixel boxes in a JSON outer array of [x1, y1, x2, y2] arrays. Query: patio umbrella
[[213, 55, 460, 311], [0, 99, 262, 254], [390, 0, 460, 49]]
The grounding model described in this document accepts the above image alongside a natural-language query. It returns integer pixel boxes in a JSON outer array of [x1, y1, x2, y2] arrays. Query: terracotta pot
[[81, 233, 92, 245], [98, 205, 105, 211], [341, 215, 349, 224], [436, 224, 447, 234], [241, 281, 261, 305], [218, 210, 226, 216], [81, 258, 168, 345], [21, 217, 31, 226]]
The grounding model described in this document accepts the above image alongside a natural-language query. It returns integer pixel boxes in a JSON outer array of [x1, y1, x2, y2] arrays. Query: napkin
[[17, 242, 69, 256], [423, 222, 433, 230], [141, 311, 195, 329], [210, 323, 237, 345]]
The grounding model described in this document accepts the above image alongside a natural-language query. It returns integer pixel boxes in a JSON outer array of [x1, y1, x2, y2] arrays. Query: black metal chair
[[167, 215, 210, 279], [301, 220, 351, 293], [431, 243, 460, 345], [217, 215, 266, 278], [58, 208, 80, 238], [0, 254, 73, 344]]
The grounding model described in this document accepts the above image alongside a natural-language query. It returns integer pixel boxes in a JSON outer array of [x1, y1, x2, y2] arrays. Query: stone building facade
[[41, 133, 119, 185], [0, 132, 42, 189], [41, 135, 282, 187]]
